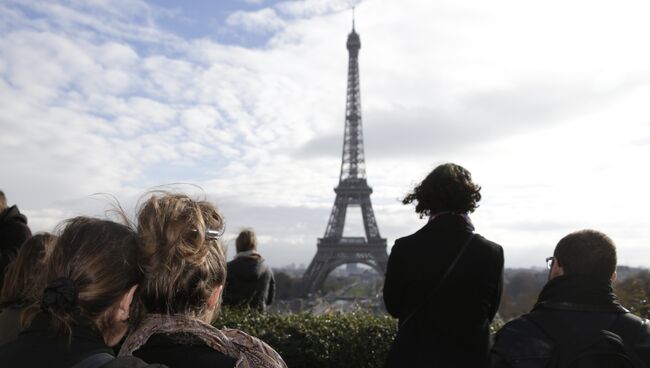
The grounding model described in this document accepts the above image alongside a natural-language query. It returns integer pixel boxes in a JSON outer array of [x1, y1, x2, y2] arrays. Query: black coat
[[383, 214, 504, 368], [491, 275, 650, 368], [0, 313, 164, 368], [223, 254, 275, 312], [0, 205, 32, 287], [133, 333, 236, 368]]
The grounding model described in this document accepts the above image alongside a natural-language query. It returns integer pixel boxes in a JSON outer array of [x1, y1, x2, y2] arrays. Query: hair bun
[[41, 277, 79, 313], [174, 222, 211, 264], [138, 193, 224, 267], [136, 192, 228, 315]]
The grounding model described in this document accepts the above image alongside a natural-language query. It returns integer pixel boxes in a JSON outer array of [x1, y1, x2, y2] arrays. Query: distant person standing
[[0, 191, 32, 288], [383, 163, 504, 368], [223, 229, 275, 312]]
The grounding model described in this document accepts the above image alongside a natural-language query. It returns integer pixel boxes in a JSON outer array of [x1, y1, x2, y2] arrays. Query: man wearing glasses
[[490, 230, 650, 368]]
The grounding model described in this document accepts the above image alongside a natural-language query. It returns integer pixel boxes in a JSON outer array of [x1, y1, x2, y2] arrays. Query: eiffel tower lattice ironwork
[[301, 22, 388, 295]]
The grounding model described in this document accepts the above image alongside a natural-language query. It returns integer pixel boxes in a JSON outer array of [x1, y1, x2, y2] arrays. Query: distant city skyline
[[1, 0, 650, 269]]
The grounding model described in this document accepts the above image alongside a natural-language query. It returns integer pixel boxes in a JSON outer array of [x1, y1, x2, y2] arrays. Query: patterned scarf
[[119, 314, 287, 368]]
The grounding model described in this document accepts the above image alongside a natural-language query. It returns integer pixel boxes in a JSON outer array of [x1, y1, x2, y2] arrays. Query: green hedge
[[214, 308, 397, 368], [214, 308, 508, 368]]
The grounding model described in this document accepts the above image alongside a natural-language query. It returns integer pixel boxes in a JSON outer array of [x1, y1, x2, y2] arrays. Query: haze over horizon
[[2, 0, 650, 269]]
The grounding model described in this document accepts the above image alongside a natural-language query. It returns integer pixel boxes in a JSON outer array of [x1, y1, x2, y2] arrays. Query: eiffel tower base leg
[[300, 240, 388, 296]]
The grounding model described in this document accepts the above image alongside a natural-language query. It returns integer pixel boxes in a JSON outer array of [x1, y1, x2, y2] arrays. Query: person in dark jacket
[[0, 191, 32, 288], [223, 228, 275, 312], [383, 163, 504, 368], [121, 193, 286, 368], [0, 233, 57, 345], [491, 230, 650, 368], [0, 216, 165, 368]]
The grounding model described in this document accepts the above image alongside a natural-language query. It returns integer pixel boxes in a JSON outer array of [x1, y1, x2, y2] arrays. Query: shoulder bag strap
[[398, 233, 475, 328], [71, 353, 115, 368]]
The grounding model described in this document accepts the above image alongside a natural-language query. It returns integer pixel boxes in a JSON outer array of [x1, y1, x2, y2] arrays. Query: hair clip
[[192, 225, 225, 240], [206, 226, 225, 240]]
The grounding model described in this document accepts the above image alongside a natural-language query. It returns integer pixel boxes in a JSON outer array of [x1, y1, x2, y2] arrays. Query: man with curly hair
[[383, 163, 504, 368]]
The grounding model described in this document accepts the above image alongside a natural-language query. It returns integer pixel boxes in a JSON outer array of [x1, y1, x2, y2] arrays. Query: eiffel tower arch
[[301, 22, 388, 295]]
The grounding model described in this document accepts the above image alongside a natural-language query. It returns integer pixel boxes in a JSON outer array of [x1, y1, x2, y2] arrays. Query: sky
[[1, 0, 650, 269]]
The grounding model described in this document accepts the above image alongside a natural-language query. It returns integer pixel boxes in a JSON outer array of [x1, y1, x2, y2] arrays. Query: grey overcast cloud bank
[[1, 0, 650, 268]]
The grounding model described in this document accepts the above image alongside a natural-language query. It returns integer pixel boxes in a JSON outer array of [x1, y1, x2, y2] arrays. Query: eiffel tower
[[301, 21, 388, 295]]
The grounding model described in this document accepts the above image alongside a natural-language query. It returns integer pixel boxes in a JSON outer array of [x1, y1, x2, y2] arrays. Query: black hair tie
[[41, 277, 79, 313]]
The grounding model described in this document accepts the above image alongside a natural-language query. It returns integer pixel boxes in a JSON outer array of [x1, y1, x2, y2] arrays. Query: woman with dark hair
[[120, 193, 285, 368], [0, 217, 166, 368], [383, 163, 504, 368], [0, 233, 56, 345]]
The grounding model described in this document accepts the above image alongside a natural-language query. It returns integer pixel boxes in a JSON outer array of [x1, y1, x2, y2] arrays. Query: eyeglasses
[[545, 256, 555, 270]]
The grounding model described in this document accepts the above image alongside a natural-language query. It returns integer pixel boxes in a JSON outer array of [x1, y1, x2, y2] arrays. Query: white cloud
[[2, 0, 650, 269], [96, 42, 139, 67], [226, 8, 286, 33], [275, 0, 355, 18], [4, 0, 183, 45], [181, 105, 222, 134]]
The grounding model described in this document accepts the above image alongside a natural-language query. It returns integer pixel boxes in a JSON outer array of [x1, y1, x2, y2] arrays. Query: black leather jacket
[[491, 275, 650, 368]]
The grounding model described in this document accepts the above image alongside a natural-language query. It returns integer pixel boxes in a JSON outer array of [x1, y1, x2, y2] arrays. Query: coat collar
[[235, 250, 262, 260], [533, 274, 627, 313], [421, 213, 475, 233], [26, 312, 109, 344], [18, 312, 114, 365]]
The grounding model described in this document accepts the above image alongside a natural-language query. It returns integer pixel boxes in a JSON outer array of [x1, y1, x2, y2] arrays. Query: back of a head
[[0, 233, 57, 308], [554, 229, 617, 281], [0, 190, 6, 212], [403, 163, 482, 217], [39, 217, 142, 334], [236, 229, 257, 253], [136, 193, 226, 317]]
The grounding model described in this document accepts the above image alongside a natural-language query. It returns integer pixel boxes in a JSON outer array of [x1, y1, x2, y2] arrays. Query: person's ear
[[116, 285, 138, 322], [207, 285, 223, 310], [611, 271, 618, 284], [549, 260, 565, 280]]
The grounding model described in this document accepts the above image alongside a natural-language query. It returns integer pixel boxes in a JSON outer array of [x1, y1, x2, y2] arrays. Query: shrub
[[215, 308, 510, 367], [214, 307, 397, 368], [615, 273, 650, 319]]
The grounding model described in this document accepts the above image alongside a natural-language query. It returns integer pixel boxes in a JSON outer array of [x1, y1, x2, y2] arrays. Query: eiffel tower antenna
[[352, 6, 355, 30], [301, 20, 388, 295]]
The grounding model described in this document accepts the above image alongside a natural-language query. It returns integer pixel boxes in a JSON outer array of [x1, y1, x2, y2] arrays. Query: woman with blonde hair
[[120, 193, 285, 368]]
